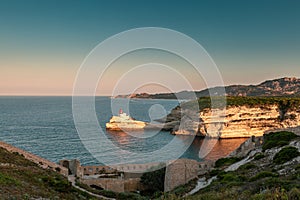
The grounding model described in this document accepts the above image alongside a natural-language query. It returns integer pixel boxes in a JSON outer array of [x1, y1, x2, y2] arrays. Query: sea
[[0, 96, 246, 166]]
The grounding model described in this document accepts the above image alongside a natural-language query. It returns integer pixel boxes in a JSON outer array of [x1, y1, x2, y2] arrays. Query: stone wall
[[164, 159, 204, 192], [81, 178, 143, 193], [59, 159, 82, 177], [80, 162, 164, 176], [0, 141, 68, 176], [81, 165, 117, 176]]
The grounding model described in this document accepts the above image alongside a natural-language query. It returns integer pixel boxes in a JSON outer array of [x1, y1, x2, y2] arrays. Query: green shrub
[[140, 167, 166, 193], [41, 175, 71, 192], [209, 169, 222, 176], [289, 187, 300, 199], [251, 188, 288, 200], [218, 172, 246, 183], [117, 192, 147, 200], [238, 163, 257, 170], [254, 153, 265, 160], [262, 131, 298, 151], [273, 146, 300, 164], [215, 157, 242, 168], [0, 172, 20, 186], [170, 178, 197, 196], [295, 164, 300, 171], [101, 190, 118, 198], [250, 171, 278, 181]]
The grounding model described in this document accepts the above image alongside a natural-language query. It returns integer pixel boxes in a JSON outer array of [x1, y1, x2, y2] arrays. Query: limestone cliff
[[164, 97, 300, 138], [200, 105, 300, 138]]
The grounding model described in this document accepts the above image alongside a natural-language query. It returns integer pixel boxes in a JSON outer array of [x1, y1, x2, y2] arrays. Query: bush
[[117, 192, 147, 200], [209, 169, 222, 176], [251, 188, 288, 200], [254, 153, 265, 160], [250, 171, 278, 181], [170, 178, 198, 196], [0, 172, 20, 186], [215, 157, 242, 168], [218, 172, 247, 183], [140, 167, 166, 193], [289, 187, 300, 199], [41, 175, 71, 192], [273, 146, 300, 164], [262, 131, 298, 151], [238, 163, 257, 170]]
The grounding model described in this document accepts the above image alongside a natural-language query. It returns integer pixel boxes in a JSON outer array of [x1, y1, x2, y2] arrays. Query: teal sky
[[0, 0, 299, 95]]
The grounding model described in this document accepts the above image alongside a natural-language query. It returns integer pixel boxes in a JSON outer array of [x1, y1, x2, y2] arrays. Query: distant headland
[[114, 77, 300, 99]]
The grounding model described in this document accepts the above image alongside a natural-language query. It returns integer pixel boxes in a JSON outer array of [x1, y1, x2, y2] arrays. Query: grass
[[249, 171, 278, 181], [0, 172, 20, 186], [0, 147, 97, 199]]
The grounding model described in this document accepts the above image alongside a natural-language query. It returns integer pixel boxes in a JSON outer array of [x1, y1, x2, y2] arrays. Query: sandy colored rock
[[174, 105, 300, 138]]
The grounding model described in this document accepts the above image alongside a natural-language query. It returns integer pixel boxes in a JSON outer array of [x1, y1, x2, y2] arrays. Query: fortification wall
[[164, 159, 207, 192], [0, 141, 68, 176], [81, 178, 142, 193]]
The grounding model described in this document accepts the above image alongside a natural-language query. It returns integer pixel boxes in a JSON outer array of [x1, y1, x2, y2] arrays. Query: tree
[[140, 167, 166, 193]]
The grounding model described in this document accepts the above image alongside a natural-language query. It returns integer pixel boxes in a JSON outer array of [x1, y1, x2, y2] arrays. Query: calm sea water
[[0, 96, 246, 165]]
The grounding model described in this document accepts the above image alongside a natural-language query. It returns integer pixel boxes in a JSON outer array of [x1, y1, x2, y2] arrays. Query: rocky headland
[[114, 77, 300, 99], [159, 97, 300, 138]]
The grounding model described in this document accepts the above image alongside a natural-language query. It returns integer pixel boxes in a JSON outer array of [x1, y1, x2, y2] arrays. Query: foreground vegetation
[[160, 131, 300, 200], [1, 130, 299, 200], [0, 147, 97, 199], [262, 131, 299, 151]]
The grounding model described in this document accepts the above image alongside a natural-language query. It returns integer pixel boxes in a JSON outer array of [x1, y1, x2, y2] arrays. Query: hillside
[[0, 146, 98, 199], [115, 77, 300, 99], [163, 131, 300, 199]]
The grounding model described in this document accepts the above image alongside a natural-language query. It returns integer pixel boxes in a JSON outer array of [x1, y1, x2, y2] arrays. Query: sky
[[0, 0, 299, 95]]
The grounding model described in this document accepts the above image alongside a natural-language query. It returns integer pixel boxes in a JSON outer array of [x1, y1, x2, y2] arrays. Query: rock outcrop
[[166, 103, 300, 138]]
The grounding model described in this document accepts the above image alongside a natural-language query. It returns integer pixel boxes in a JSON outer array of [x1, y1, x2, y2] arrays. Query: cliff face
[[171, 104, 300, 138], [202, 105, 300, 138]]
